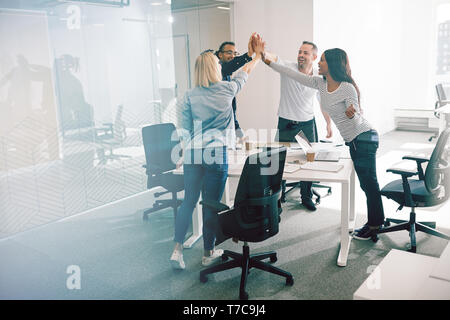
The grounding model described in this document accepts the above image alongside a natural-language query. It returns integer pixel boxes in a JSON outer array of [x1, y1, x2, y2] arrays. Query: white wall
[[399, 0, 435, 108], [172, 6, 231, 91], [314, 0, 438, 135], [234, 0, 439, 138], [314, 0, 402, 136], [233, 0, 314, 136]]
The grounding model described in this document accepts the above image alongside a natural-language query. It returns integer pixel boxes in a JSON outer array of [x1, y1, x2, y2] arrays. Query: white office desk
[[435, 104, 450, 136], [179, 145, 356, 267]]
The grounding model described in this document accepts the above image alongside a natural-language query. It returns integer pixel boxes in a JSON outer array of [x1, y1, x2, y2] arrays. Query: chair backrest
[[424, 128, 450, 200], [436, 84, 448, 107], [113, 104, 126, 141], [228, 147, 287, 242], [142, 123, 180, 175]]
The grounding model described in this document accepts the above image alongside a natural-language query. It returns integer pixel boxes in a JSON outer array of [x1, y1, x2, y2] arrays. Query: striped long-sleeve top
[[270, 61, 373, 143]]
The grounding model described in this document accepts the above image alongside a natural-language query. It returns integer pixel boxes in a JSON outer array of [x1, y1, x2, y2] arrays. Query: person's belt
[[283, 118, 314, 125]]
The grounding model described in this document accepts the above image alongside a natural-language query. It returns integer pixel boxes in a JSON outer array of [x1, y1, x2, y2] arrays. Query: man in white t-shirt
[[265, 41, 332, 211]]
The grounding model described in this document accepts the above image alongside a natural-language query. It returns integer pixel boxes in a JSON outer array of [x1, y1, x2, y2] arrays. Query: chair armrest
[[386, 168, 417, 206], [386, 168, 418, 178], [142, 163, 165, 174], [200, 200, 230, 213], [402, 156, 429, 180], [402, 155, 429, 163]]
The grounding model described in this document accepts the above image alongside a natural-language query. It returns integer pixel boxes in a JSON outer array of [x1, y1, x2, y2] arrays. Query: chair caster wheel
[[371, 235, 379, 243], [384, 221, 391, 227], [286, 276, 294, 286], [200, 274, 208, 283], [270, 255, 277, 263], [221, 254, 228, 262], [240, 291, 248, 300]]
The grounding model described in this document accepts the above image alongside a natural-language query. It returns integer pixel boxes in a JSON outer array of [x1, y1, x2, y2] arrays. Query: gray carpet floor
[[0, 130, 449, 300]]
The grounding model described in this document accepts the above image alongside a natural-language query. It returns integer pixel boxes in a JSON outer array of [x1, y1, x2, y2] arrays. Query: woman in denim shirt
[[170, 36, 265, 269]]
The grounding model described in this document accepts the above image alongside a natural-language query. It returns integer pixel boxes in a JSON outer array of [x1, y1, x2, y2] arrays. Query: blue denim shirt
[[181, 70, 248, 150]]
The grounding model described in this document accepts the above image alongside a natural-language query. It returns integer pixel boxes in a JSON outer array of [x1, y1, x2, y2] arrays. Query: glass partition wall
[[0, 0, 231, 238]]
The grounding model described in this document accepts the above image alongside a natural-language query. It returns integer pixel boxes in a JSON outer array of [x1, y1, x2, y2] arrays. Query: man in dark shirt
[[215, 35, 254, 139]]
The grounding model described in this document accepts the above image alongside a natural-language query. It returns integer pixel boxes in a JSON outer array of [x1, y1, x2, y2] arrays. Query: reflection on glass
[[0, 0, 231, 238]]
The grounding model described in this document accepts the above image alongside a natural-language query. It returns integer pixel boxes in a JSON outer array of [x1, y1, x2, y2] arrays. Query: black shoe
[[352, 223, 368, 235], [301, 198, 316, 211], [353, 224, 380, 240]]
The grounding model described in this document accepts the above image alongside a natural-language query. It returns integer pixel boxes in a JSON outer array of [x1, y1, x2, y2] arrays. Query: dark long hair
[[324, 48, 360, 107]]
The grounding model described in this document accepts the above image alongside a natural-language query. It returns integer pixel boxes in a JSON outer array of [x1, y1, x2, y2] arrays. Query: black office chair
[[199, 147, 294, 300], [142, 123, 184, 220], [429, 84, 449, 142], [378, 128, 450, 252]]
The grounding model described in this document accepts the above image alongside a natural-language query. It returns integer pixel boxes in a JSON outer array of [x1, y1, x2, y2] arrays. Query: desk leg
[[222, 179, 231, 206], [348, 167, 356, 232], [337, 181, 352, 267], [183, 198, 203, 249]]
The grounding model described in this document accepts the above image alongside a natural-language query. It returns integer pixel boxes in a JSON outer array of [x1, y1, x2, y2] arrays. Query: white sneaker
[[202, 249, 224, 267], [170, 250, 185, 270]]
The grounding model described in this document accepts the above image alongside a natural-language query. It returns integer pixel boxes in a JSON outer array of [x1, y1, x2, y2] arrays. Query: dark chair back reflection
[[142, 123, 184, 220]]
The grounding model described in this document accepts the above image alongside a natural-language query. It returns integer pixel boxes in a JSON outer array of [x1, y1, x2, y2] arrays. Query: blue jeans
[[348, 130, 385, 227], [174, 146, 228, 250]]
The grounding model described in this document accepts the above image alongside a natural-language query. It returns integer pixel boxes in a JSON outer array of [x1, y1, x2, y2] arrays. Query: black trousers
[[347, 130, 385, 226], [277, 117, 317, 201]]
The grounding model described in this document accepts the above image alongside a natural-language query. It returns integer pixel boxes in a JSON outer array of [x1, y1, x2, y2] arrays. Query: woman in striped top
[[263, 47, 384, 241]]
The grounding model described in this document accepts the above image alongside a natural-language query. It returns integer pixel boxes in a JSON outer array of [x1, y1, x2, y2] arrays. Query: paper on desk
[[300, 162, 344, 172], [284, 164, 301, 173]]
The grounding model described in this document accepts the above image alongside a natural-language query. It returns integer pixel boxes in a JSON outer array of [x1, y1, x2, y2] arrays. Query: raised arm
[[220, 33, 256, 77], [225, 35, 264, 97], [266, 59, 320, 89], [262, 51, 278, 64], [240, 34, 265, 75]]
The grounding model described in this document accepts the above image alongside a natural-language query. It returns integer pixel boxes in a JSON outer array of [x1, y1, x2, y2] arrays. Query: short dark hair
[[301, 41, 318, 54], [215, 41, 235, 57]]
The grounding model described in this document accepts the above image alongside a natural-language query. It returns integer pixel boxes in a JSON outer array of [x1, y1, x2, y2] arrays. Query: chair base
[[199, 243, 294, 300], [143, 197, 182, 220], [281, 180, 332, 204], [377, 211, 450, 253]]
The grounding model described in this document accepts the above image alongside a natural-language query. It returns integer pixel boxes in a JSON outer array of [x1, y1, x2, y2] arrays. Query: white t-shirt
[[272, 57, 320, 122]]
